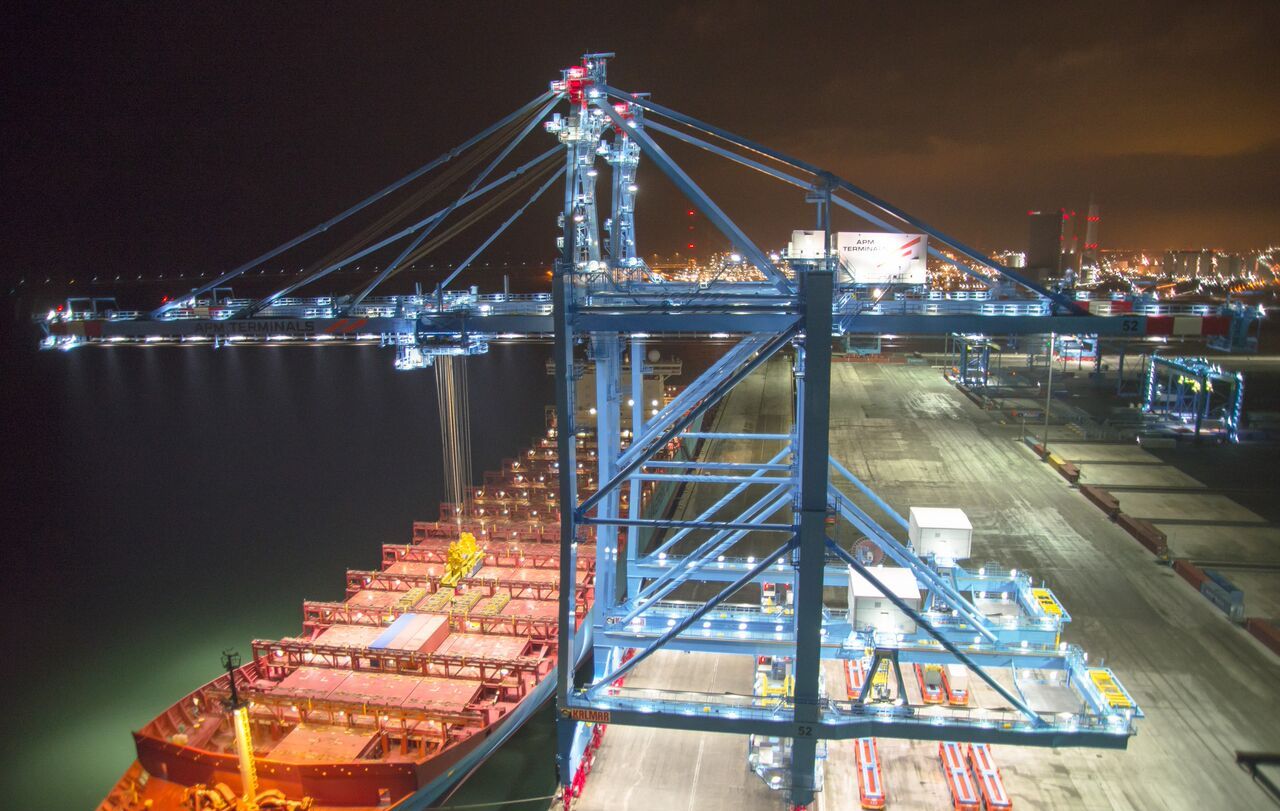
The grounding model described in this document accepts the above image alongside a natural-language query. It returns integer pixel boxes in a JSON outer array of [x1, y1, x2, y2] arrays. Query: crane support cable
[[345, 154, 562, 295], [153, 88, 556, 317], [435, 162, 566, 293], [644, 119, 998, 289], [435, 354, 473, 521], [431, 794, 560, 810], [246, 146, 561, 313], [270, 113, 522, 301], [605, 86, 1080, 310], [290, 115, 523, 287], [350, 93, 564, 307], [398, 157, 562, 271]]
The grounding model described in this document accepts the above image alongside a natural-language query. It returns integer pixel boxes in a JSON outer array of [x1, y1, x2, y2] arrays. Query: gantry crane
[[35, 53, 1199, 809]]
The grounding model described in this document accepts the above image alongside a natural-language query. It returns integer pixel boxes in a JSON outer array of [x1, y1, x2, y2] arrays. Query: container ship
[[98, 423, 606, 811]]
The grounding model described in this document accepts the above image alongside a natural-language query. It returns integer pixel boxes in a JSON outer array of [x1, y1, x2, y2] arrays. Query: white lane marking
[[686, 736, 706, 811]]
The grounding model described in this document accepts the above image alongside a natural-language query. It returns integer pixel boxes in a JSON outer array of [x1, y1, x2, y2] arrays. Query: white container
[[908, 507, 972, 562], [848, 566, 921, 635]]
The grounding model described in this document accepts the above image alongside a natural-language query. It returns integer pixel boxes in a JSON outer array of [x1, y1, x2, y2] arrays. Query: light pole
[[1043, 332, 1054, 453]]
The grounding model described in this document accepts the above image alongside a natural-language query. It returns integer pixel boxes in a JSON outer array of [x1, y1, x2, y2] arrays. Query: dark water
[[1, 333, 558, 810]]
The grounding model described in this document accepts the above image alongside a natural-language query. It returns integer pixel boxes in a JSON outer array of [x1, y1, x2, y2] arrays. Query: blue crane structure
[[1143, 355, 1245, 441], [35, 53, 1227, 808]]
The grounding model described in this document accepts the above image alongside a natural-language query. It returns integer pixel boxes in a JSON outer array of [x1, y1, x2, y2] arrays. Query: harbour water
[[1, 337, 558, 810]]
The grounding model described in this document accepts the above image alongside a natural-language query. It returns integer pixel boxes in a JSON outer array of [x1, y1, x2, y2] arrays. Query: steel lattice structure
[[535, 55, 1143, 806], [34, 52, 1211, 808]]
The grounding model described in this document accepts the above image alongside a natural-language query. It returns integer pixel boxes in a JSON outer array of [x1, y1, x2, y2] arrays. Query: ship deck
[[98, 427, 615, 811]]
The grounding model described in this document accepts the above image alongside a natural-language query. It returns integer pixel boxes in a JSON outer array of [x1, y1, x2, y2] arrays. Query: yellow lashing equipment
[[450, 591, 483, 615], [477, 592, 511, 616], [418, 587, 455, 613], [441, 532, 486, 587], [394, 587, 428, 611]]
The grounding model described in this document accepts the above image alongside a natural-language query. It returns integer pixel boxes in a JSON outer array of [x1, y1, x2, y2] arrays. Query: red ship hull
[[99, 425, 617, 810]]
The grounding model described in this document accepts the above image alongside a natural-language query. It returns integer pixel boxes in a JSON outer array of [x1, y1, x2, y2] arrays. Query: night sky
[[3, 1, 1278, 290]]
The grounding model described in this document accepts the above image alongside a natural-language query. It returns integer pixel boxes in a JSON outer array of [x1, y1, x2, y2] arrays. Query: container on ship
[[97, 425, 621, 810]]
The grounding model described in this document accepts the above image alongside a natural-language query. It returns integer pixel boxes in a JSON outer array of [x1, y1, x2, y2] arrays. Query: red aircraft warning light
[[610, 102, 635, 134], [565, 65, 591, 106]]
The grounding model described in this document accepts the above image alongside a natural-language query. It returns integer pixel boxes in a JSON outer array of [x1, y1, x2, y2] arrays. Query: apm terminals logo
[[842, 234, 922, 256], [193, 319, 318, 336], [839, 234, 924, 260]]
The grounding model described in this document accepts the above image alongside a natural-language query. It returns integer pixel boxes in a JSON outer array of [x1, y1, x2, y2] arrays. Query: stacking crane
[[37, 54, 1154, 809], [1142, 355, 1245, 440]]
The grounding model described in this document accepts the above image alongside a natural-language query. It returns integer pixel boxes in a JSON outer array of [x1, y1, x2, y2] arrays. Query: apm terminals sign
[[192, 319, 318, 337], [786, 230, 928, 285], [835, 232, 928, 285]]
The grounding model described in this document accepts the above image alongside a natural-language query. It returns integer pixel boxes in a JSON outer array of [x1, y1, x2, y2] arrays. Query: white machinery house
[[848, 566, 922, 635], [909, 507, 973, 564]]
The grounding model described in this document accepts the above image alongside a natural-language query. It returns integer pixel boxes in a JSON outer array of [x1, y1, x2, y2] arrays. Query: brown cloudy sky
[[3, 1, 1277, 282]]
